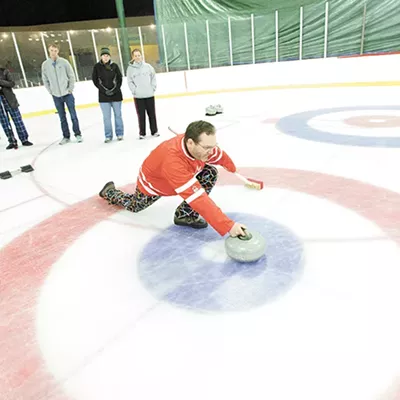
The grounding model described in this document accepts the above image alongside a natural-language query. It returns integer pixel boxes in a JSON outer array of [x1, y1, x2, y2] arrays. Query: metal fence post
[[11, 32, 28, 87], [184, 22, 190, 70], [115, 29, 125, 75], [251, 14, 255, 64], [40, 32, 48, 60], [324, 2, 329, 58], [161, 25, 169, 72], [360, 1, 367, 55], [299, 7, 303, 60], [206, 20, 212, 68], [91, 30, 99, 61], [138, 26, 145, 62], [66, 31, 79, 81], [275, 10, 279, 61], [228, 17, 233, 66]]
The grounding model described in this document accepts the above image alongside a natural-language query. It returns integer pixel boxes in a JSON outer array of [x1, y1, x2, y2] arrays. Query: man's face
[[188, 132, 217, 162], [133, 51, 142, 63], [49, 46, 59, 59]]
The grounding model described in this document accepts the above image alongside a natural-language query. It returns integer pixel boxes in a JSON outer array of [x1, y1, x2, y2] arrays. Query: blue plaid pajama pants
[[0, 95, 29, 145]]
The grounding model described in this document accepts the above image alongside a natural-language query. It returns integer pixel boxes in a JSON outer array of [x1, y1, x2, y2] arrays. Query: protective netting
[[154, 0, 400, 70]]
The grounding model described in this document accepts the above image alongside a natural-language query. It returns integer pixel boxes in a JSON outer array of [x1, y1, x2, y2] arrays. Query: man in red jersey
[[99, 120, 246, 237]]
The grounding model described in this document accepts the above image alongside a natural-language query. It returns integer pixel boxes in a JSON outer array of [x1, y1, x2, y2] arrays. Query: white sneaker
[[59, 138, 70, 145], [214, 104, 223, 114], [205, 105, 216, 116], [76, 135, 83, 143]]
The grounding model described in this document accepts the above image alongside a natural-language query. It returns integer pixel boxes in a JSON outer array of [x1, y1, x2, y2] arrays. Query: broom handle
[[168, 126, 180, 135], [234, 172, 251, 184]]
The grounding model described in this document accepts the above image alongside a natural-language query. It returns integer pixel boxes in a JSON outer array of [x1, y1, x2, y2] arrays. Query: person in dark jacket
[[92, 47, 124, 143], [0, 67, 32, 149]]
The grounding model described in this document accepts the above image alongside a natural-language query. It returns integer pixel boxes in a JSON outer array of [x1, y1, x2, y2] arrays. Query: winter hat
[[100, 47, 111, 56]]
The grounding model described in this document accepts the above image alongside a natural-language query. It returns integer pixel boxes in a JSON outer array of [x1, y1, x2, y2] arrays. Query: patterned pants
[[104, 164, 218, 218], [0, 95, 29, 145]]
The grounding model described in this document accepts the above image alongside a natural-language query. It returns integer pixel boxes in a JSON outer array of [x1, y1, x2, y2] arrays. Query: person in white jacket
[[126, 49, 159, 139]]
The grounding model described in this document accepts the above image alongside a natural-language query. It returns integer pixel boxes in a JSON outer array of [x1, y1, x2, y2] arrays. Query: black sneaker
[[22, 141, 33, 146], [174, 215, 208, 229], [99, 181, 115, 198], [6, 143, 18, 150]]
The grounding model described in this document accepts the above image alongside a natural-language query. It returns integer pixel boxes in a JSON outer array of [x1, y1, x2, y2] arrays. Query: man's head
[[132, 49, 142, 63], [100, 47, 111, 63], [184, 121, 217, 161], [48, 44, 59, 60]]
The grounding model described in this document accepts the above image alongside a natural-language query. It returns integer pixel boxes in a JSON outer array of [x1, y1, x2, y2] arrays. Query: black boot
[[6, 143, 18, 150], [174, 215, 208, 229], [99, 181, 115, 198]]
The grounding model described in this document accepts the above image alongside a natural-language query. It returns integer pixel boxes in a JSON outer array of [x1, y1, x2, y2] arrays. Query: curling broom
[[234, 172, 264, 190]]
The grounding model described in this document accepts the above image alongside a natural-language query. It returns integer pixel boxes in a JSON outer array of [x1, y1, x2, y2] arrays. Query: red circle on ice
[[344, 115, 400, 128], [1, 167, 400, 398]]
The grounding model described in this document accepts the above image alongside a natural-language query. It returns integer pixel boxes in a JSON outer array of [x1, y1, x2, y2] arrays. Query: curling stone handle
[[238, 229, 252, 241]]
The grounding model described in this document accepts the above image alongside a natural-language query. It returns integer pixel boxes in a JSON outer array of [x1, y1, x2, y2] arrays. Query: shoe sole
[[174, 220, 208, 229], [99, 181, 115, 198]]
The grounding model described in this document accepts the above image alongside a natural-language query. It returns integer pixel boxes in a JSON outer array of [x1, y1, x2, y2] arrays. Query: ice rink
[[1, 85, 400, 400]]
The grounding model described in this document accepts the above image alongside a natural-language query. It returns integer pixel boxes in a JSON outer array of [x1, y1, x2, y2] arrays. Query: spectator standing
[[0, 66, 32, 150], [41, 43, 83, 145], [92, 47, 124, 143], [126, 49, 159, 139]]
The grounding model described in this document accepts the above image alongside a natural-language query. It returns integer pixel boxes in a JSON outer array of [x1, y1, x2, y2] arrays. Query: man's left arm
[[206, 147, 236, 173], [66, 61, 76, 93]]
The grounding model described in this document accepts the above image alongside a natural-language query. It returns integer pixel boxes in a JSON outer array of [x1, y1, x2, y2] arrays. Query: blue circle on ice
[[137, 212, 304, 312], [276, 105, 400, 148]]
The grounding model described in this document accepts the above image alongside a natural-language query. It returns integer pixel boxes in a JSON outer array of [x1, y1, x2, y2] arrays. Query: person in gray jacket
[[41, 43, 82, 145], [126, 49, 159, 139]]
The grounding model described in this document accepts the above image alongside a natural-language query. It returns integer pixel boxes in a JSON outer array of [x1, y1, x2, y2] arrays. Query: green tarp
[[153, 0, 400, 70]]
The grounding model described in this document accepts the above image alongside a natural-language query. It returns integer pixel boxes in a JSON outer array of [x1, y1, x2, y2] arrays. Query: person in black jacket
[[0, 67, 32, 149], [92, 47, 124, 143]]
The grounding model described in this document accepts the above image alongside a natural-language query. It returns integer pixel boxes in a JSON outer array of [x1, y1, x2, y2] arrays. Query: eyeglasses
[[196, 142, 218, 151]]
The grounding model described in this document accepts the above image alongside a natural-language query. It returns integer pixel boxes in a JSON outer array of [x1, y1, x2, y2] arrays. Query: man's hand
[[229, 222, 247, 237]]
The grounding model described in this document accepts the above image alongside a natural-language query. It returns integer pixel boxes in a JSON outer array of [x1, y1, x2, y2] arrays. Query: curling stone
[[225, 229, 266, 263]]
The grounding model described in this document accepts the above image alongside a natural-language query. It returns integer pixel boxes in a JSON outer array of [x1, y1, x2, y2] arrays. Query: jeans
[[99, 101, 124, 139], [52, 93, 81, 139]]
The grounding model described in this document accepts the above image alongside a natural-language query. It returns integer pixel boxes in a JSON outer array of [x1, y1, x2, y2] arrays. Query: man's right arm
[[163, 161, 235, 236], [126, 67, 136, 95], [41, 62, 52, 94]]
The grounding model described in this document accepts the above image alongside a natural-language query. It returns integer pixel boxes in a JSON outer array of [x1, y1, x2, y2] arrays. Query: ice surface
[[1, 86, 400, 399]]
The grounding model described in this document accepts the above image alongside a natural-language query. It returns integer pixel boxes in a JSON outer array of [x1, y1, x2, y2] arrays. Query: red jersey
[[136, 134, 236, 236]]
